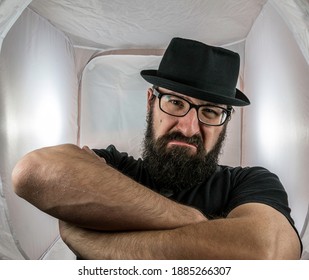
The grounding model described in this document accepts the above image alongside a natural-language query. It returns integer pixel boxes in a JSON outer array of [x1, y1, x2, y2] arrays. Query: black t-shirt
[[94, 145, 295, 226]]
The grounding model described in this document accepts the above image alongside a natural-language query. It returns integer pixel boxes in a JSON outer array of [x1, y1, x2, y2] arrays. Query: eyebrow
[[166, 91, 225, 107]]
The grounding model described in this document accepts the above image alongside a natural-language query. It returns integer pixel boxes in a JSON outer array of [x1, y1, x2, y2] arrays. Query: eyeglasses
[[153, 88, 232, 126]]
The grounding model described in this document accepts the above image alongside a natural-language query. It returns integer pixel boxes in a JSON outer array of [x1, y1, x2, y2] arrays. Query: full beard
[[142, 108, 227, 194]]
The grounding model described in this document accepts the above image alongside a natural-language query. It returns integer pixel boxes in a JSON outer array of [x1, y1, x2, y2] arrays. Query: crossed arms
[[12, 144, 301, 259]]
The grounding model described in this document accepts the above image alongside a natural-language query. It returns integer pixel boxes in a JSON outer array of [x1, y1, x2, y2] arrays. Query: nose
[[175, 108, 201, 137]]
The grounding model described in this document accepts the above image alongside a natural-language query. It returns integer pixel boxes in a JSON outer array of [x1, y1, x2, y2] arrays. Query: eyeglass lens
[[160, 94, 228, 126]]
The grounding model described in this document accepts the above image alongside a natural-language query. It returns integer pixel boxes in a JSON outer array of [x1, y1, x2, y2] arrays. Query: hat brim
[[141, 70, 250, 107]]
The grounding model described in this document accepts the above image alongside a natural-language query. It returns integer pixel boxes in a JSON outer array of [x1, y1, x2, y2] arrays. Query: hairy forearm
[[60, 203, 301, 260], [61, 219, 259, 260], [12, 144, 205, 231]]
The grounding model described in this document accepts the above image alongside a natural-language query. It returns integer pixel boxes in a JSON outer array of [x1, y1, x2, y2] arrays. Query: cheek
[[153, 113, 177, 139], [202, 127, 223, 150], [151, 109, 164, 139], [153, 118, 168, 139]]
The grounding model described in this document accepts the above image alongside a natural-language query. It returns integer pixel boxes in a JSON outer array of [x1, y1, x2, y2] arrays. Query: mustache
[[156, 131, 204, 150]]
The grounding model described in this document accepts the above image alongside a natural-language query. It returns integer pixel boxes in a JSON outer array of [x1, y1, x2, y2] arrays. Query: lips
[[167, 140, 198, 150], [155, 131, 204, 155]]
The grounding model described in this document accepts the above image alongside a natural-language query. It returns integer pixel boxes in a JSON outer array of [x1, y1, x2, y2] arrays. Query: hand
[[59, 220, 115, 259], [59, 220, 74, 240], [82, 145, 106, 163], [59, 220, 88, 258]]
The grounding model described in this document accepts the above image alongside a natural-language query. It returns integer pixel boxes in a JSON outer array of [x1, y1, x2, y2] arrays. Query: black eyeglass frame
[[152, 87, 233, 126]]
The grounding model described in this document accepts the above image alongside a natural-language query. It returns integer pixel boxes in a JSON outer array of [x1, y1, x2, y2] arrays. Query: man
[[12, 38, 301, 259]]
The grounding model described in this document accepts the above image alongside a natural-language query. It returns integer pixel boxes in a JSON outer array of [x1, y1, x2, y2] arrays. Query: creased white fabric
[[243, 2, 309, 232], [79, 48, 243, 165], [0, 0, 31, 51], [1, 0, 308, 260], [301, 204, 309, 259], [0, 7, 78, 259], [271, 0, 309, 64], [80, 54, 160, 158], [29, 0, 267, 49]]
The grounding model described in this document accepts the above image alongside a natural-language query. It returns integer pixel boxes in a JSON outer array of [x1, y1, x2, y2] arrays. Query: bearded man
[[12, 38, 301, 259]]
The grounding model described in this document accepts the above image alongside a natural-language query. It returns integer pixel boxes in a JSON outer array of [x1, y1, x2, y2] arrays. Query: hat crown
[[141, 37, 250, 106], [158, 38, 240, 97]]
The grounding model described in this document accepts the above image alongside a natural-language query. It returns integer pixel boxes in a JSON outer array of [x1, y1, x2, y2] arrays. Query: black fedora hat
[[141, 37, 250, 106]]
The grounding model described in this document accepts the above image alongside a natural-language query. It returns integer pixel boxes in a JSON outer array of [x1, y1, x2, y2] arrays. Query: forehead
[[158, 87, 226, 107]]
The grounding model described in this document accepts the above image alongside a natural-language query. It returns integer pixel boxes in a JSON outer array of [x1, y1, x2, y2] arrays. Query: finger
[[82, 146, 106, 163]]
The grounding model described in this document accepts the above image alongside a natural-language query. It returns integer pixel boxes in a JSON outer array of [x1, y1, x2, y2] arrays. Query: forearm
[[12, 144, 205, 231], [60, 203, 301, 260], [61, 219, 259, 260]]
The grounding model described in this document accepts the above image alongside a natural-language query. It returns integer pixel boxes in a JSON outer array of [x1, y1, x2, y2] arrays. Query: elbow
[[255, 245, 278, 260], [12, 144, 82, 207], [254, 229, 301, 260], [12, 144, 75, 197], [12, 150, 41, 200], [12, 154, 30, 196], [256, 245, 300, 260]]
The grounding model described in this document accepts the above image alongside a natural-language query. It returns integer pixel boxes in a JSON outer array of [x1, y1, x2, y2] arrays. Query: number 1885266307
[[171, 266, 231, 276]]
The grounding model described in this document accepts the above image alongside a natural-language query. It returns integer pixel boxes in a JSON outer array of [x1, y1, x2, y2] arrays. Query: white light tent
[[0, 0, 308, 260]]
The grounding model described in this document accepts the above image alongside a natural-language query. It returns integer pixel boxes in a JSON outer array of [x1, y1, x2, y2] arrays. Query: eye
[[170, 99, 184, 107], [166, 95, 185, 108], [201, 107, 221, 119]]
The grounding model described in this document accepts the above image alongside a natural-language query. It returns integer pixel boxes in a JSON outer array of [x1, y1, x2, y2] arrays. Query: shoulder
[[216, 165, 286, 200], [93, 145, 138, 168], [205, 165, 285, 204], [218, 165, 294, 222], [216, 165, 282, 187]]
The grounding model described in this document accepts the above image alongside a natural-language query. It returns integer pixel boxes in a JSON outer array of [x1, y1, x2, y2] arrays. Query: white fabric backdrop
[[271, 0, 309, 65], [0, 8, 77, 259], [0, 0, 31, 51], [79, 51, 243, 166], [0, 0, 308, 260], [301, 204, 309, 259], [243, 2, 309, 239], [29, 0, 267, 50]]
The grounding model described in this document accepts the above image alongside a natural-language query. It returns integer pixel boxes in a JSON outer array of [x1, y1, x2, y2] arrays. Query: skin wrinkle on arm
[[12, 144, 206, 231]]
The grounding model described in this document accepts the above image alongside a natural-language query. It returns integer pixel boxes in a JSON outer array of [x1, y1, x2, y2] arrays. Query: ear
[[146, 88, 154, 112]]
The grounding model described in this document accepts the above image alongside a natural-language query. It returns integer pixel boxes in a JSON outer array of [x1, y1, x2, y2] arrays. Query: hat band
[[156, 74, 236, 98]]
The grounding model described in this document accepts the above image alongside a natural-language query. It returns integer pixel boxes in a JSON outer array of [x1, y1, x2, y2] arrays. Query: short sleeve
[[227, 166, 294, 225]]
